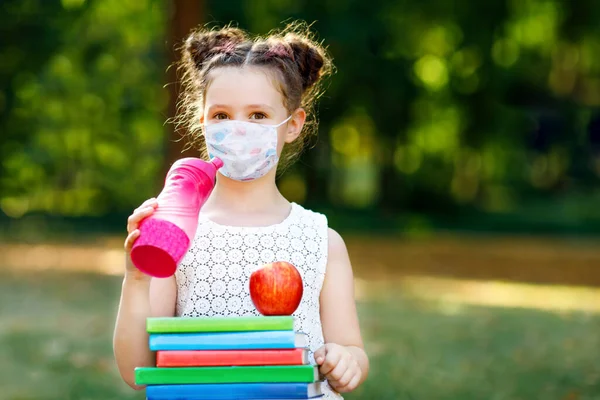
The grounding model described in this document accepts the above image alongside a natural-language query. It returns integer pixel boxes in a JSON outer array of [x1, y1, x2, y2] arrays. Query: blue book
[[146, 382, 323, 399], [149, 331, 308, 351]]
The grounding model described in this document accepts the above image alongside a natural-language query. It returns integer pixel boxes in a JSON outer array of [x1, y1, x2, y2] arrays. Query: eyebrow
[[246, 104, 276, 112], [206, 104, 276, 112]]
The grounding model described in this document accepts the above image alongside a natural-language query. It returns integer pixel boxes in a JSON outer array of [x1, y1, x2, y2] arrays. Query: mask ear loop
[[272, 115, 293, 127]]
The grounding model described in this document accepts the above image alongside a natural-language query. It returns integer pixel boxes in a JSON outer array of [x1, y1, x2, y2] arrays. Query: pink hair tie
[[265, 43, 292, 59]]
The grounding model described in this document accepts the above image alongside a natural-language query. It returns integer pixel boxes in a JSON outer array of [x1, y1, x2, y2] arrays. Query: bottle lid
[[210, 157, 224, 169]]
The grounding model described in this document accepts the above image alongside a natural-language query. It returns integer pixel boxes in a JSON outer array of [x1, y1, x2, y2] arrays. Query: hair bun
[[185, 27, 247, 70], [284, 33, 327, 92]]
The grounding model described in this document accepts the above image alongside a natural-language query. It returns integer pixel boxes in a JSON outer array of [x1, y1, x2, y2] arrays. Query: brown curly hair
[[175, 21, 333, 171]]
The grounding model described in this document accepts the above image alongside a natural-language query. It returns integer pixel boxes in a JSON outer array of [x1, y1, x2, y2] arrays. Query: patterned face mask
[[204, 116, 291, 181]]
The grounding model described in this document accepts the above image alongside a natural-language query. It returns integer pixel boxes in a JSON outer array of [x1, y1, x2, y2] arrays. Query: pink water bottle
[[130, 157, 223, 278]]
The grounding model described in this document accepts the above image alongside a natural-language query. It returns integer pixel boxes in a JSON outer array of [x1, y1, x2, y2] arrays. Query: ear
[[199, 113, 205, 125], [284, 108, 306, 144]]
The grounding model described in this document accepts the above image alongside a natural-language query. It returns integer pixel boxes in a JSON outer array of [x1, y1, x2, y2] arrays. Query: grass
[[354, 295, 600, 400], [1, 269, 600, 399]]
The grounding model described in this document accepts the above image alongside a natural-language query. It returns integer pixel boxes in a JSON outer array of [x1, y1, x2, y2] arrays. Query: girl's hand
[[124, 197, 159, 279], [314, 343, 362, 393]]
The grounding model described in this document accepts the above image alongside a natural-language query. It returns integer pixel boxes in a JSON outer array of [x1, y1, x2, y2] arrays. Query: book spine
[[146, 383, 314, 400], [135, 365, 317, 385], [156, 349, 307, 367], [146, 316, 294, 333], [149, 331, 300, 351]]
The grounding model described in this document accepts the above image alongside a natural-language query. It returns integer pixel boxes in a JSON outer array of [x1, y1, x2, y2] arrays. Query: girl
[[113, 22, 369, 399]]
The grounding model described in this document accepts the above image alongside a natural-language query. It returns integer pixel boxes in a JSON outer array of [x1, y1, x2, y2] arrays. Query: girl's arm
[[113, 275, 177, 389], [113, 198, 178, 389], [315, 228, 370, 393]]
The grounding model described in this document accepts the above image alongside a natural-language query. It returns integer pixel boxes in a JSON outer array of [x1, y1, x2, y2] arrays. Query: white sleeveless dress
[[175, 202, 343, 399]]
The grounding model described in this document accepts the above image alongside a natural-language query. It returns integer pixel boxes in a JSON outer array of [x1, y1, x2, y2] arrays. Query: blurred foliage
[[0, 0, 167, 217], [2, 0, 600, 232]]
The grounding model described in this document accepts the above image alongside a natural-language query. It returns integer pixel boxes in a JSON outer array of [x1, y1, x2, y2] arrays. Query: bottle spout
[[210, 157, 224, 170]]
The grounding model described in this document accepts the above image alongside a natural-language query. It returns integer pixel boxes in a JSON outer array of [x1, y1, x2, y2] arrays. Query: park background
[[2, 0, 600, 399]]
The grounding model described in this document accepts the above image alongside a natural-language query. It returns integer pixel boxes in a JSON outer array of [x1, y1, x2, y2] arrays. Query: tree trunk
[[163, 0, 204, 176]]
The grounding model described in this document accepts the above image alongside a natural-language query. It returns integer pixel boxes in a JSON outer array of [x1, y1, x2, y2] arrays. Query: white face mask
[[204, 116, 292, 181]]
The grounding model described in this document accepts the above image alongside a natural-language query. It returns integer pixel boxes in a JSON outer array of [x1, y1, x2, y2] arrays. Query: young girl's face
[[202, 66, 303, 156]]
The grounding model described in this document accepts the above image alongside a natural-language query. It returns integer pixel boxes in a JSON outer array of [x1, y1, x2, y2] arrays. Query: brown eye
[[214, 113, 229, 120], [250, 112, 267, 120]]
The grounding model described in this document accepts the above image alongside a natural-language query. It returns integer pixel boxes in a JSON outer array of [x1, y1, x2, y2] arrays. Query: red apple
[[249, 261, 304, 316]]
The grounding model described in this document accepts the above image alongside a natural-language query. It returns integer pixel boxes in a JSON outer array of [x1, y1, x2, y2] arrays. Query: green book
[[135, 365, 318, 385], [146, 316, 294, 334]]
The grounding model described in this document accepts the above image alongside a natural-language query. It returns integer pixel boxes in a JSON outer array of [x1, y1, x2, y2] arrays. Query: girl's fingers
[[124, 229, 140, 251], [332, 364, 354, 388], [328, 354, 349, 382], [314, 344, 328, 365], [126, 207, 155, 233], [134, 197, 158, 213], [319, 349, 341, 376], [337, 371, 362, 393]]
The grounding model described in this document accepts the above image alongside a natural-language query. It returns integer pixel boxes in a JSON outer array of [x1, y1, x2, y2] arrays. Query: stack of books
[[135, 316, 323, 399]]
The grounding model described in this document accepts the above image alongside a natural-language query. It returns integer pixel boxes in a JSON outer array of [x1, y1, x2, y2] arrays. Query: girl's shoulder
[[292, 204, 349, 258], [290, 202, 329, 229]]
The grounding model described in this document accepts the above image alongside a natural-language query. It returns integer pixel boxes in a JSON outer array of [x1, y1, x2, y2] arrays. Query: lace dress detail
[[175, 202, 343, 399]]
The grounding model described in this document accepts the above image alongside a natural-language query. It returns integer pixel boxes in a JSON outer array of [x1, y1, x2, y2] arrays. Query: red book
[[156, 348, 310, 367]]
